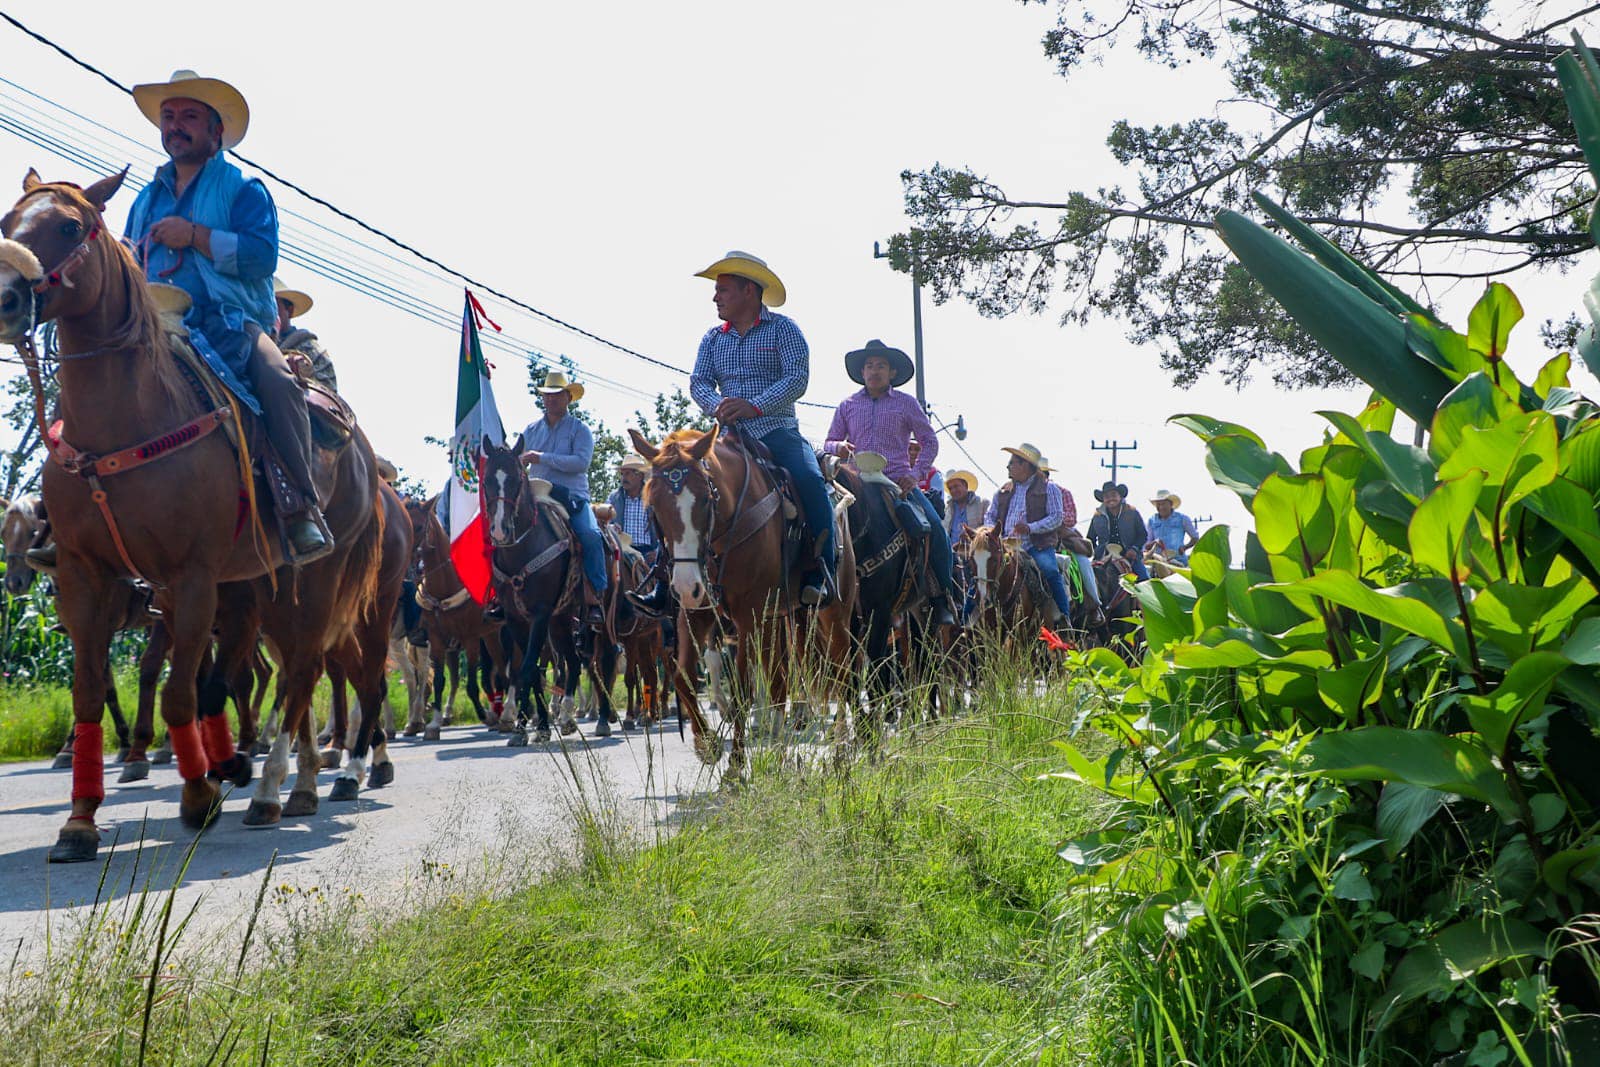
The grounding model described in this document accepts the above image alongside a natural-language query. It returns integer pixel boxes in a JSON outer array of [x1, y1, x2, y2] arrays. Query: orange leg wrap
[[168, 720, 209, 780], [71, 722, 104, 802], [200, 712, 234, 763]]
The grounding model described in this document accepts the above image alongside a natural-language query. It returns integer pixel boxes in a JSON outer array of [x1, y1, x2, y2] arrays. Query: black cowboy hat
[[1093, 481, 1129, 502], [845, 339, 914, 387]]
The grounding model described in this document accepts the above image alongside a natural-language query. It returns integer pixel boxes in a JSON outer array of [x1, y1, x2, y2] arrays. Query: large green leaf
[[1430, 373, 1522, 463], [1465, 283, 1524, 363], [1473, 577, 1597, 659], [1535, 351, 1573, 400], [1374, 917, 1551, 1029], [1253, 473, 1335, 568], [1437, 411, 1558, 513], [1367, 434, 1436, 502], [1304, 726, 1516, 818], [1355, 480, 1416, 551], [1276, 571, 1464, 659], [1523, 476, 1600, 575], [1133, 575, 1198, 654], [1558, 44, 1600, 186], [1251, 192, 1435, 321], [1169, 413, 1267, 448], [1544, 845, 1600, 894], [1376, 782, 1448, 858], [1318, 654, 1385, 720], [1225, 570, 1307, 633], [1408, 472, 1486, 582], [1559, 420, 1600, 494], [1215, 210, 1454, 423], [1464, 651, 1571, 756], [1205, 434, 1294, 508], [1407, 316, 1487, 381]]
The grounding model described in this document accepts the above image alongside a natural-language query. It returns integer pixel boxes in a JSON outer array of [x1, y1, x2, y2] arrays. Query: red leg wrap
[[168, 720, 209, 780], [200, 713, 234, 763], [71, 722, 104, 801]]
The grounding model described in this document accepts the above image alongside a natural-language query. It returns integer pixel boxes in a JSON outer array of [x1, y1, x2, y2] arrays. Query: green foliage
[[897, 2, 1593, 388]]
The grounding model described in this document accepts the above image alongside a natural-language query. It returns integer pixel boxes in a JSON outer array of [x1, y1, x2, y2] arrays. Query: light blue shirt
[[521, 414, 594, 499], [1147, 510, 1199, 564]]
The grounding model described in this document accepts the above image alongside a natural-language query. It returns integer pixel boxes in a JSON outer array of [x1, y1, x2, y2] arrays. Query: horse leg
[[160, 576, 224, 835], [320, 659, 348, 770], [51, 723, 76, 770], [46, 569, 117, 863], [461, 640, 485, 730], [444, 646, 464, 726], [200, 591, 257, 789], [674, 612, 717, 765], [126, 622, 169, 776], [247, 660, 319, 825], [331, 626, 395, 800], [588, 628, 615, 739], [102, 663, 131, 763]]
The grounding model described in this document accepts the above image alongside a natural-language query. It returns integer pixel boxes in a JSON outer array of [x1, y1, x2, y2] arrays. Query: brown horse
[[614, 542, 667, 729], [0, 169, 386, 861], [404, 494, 508, 737], [631, 425, 851, 771]]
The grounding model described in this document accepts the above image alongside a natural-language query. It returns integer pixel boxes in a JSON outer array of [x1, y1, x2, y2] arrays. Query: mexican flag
[[445, 290, 504, 603]]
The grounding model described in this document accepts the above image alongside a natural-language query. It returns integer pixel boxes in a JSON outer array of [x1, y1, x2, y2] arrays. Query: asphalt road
[[0, 713, 718, 964]]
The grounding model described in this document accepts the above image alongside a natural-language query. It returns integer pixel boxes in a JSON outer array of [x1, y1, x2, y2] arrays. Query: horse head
[[0, 495, 40, 595], [0, 169, 129, 344], [481, 436, 536, 547], [963, 525, 1004, 613], [631, 424, 719, 609]]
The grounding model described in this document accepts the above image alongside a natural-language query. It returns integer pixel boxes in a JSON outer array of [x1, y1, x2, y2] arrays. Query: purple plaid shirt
[[824, 388, 938, 482]]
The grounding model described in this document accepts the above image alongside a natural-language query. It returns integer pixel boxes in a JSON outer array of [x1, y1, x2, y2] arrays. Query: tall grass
[[0, 646, 1120, 1065]]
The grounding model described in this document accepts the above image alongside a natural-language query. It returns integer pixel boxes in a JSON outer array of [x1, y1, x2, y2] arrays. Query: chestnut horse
[[0, 169, 387, 861], [631, 425, 855, 771]]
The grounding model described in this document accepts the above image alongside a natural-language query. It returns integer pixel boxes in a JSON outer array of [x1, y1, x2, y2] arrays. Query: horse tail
[[353, 479, 387, 624]]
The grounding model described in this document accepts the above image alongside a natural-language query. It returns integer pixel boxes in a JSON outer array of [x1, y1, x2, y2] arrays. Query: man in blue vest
[[123, 70, 329, 563]]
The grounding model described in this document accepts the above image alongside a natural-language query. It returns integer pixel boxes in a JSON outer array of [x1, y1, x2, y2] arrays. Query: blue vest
[[128, 156, 277, 331]]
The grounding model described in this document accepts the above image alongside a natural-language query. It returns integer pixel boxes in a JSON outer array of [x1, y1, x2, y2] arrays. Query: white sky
[[0, 1, 1591, 539]]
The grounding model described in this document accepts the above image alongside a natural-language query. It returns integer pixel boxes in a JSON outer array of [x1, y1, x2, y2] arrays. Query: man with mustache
[[123, 70, 330, 563]]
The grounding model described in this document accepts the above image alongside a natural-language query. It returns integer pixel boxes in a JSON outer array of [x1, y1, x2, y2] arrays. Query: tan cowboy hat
[[536, 369, 585, 402], [618, 453, 650, 473], [273, 276, 313, 318], [1150, 488, 1182, 508], [946, 469, 978, 491], [694, 250, 787, 308], [1001, 442, 1046, 470], [132, 70, 250, 150]]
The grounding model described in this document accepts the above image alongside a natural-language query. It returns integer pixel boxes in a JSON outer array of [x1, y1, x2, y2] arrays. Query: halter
[[652, 459, 721, 569]]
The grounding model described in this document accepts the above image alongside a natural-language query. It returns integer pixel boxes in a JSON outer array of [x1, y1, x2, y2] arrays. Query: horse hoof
[[423, 726, 441, 741], [558, 720, 578, 737], [367, 762, 394, 788], [179, 779, 221, 831], [208, 753, 252, 788], [315, 732, 332, 747], [402, 724, 421, 738], [695, 739, 722, 767], [242, 799, 282, 827], [506, 730, 529, 748], [533, 728, 551, 744], [250, 740, 271, 756], [51, 751, 73, 770], [594, 718, 612, 739], [283, 790, 318, 817], [47, 825, 98, 864], [116, 747, 131, 763], [117, 760, 151, 784], [319, 748, 342, 771], [328, 777, 359, 802], [150, 746, 173, 765], [623, 716, 640, 731], [386, 729, 398, 742]]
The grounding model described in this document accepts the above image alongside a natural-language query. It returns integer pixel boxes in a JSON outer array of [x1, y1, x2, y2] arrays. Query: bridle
[[651, 457, 722, 602]]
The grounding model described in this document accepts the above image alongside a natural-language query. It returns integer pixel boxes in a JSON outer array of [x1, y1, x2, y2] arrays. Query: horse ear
[[22, 169, 41, 192], [509, 431, 525, 456], [687, 424, 719, 461], [83, 167, 129, 210], [628, 428, 658, 460]]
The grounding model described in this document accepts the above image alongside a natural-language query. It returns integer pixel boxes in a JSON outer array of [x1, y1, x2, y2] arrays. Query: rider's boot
[[930, 594, 956, 627], [285, 507, 333, 564], [25, 515, 55, 571], [799, 566, 835, 608], [249, 324, 335, 566]]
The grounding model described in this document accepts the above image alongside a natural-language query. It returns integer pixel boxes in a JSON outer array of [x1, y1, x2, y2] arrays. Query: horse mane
[[658, 428, 706, 447], [38, 182, 191, 414]]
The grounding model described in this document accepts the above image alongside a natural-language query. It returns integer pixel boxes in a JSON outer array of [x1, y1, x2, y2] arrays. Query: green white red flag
[[446, 290, 504, 603]]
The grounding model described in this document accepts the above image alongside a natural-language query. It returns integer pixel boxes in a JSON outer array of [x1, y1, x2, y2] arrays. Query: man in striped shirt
[[607, 454, 656, 557]]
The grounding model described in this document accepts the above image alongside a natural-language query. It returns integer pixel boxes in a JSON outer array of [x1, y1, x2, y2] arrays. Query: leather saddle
[[727, 430, 814, 575]]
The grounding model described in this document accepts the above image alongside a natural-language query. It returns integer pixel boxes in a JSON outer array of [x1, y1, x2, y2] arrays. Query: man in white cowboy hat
[[272, 277, 337, 391], [1087, 481, 1151, 580], [824, 339, 959, 625], [1144, 489, 1199, 565], [684, 250, 835, 605], [520, 369, 608, 625], [983, 443, 1074, 623], [607, 453, 657, 559], [122, 69, 329, 562]]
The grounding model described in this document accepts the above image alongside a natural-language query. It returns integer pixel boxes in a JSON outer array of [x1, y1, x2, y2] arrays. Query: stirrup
[[286, 507, 335, 566]]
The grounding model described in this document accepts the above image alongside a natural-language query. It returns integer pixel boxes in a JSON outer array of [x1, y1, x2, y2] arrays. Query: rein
[[486, 477, 578, 617]]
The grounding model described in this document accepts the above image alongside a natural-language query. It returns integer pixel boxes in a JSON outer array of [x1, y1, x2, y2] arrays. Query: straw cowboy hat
[[1150, 488, 1182, 508], [946, 469, 979, 492], [694, 250, 787, 308], [1094, 480, 1130, 502], [133, 69, 251, 150], [1001, 442, 1047, 471], [536, 369, 585, 402], [845, 339, 914, 387], [273, 277, 313, 318], [618, 453, 651, 473]]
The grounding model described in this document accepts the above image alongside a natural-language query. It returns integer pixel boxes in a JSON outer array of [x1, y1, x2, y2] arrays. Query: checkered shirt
[[690, 310, 809, 439]]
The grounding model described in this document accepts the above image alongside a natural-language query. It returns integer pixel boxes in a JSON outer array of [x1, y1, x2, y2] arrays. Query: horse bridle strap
[[43, 404, 232, 585], [493, 534, 569, 590], [709, 487, 781, 557], [32, 222, 102, 294], [417, 585, 473, 612]]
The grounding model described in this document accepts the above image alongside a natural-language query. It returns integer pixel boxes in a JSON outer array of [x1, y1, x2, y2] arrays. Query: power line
[[0, 11, 834, 410]]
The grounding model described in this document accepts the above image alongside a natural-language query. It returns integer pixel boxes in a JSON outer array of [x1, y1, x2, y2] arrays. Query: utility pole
[[1191, 514, 1214, 529], [1090, 439, 1139, 484], [873, 239, 926, 410]]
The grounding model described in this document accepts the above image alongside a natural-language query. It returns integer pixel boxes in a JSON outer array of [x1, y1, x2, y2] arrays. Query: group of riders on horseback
[[0, 64, 1204, 862]]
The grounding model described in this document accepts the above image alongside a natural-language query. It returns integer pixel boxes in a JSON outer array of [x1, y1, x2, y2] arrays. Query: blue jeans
[[1026, 546, 1073, 618], [759, 425, 836, 575], [911, 490, 958, 600], [567, 496, 608, 593]]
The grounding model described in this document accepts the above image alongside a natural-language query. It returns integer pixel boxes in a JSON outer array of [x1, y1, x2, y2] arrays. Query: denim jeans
[[566, 496, 609, 593], [1026, 546, 1073, 618], [758, 425, 836, 574]]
